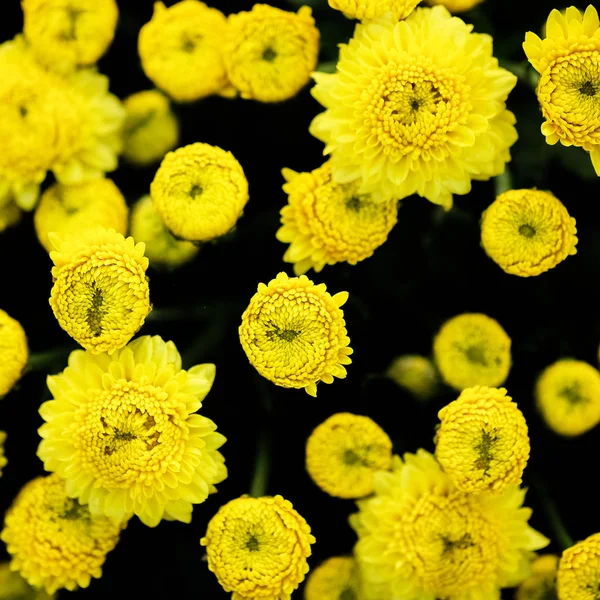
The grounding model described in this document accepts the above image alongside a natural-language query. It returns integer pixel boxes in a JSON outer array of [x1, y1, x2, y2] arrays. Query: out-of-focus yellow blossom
[[424, 0, 483, 13], [201, 495, 315, 600], [386, 354, 439, 400], [151, 142, 249, 242], [535, 359, 600, 436], [138, 1, 234, 102], [0, 309, 28, 398], [306, 412, 393, 499], [22, 0, 118, 72], [304, 556, 362, 600], [310, 7, 517, 208], [49, 227, 150, 354], [481, 189, 577, 277], [435, 386, 530, 493], [433, 313, 512, 391], [37, 336, 226, 527], [523, 6, 600, 175], [516, 555, 558, 600], [0, 474, 125, 594], [239, 272, 352, 397], [34, 178, 128, 253], [122, 90, 179, 166], [0, 199, 21, 233], [224, 5, 320, 103], [130, 195, 199, 269], [0, 432, 6, 478], [328, 0, 420, 21], [276, 162, 398, 275], [351, 450, 549, 600], [0, 562, 55, 600], [557, 534, 600, 599]]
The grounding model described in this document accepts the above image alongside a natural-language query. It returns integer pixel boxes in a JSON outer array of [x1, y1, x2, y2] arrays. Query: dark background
[[1, 0, 599, 597]]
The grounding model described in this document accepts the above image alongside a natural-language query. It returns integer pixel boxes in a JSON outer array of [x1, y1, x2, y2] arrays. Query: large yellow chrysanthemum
[[424, 0, 483, 13], [328, 0, 420, 21], [37, 336, 227, 527], [516, 554, 558, 600], [350, 450, 549, 600], [387, 354, 439, 400], [523, 6, 600, 175], [310, 6, 517, 208], [304, 556, 362, 600], [201, 495, 315, 600], [0, 308, 28, 398], [557, 533, 600, 599], [0, 562, 55, 600]]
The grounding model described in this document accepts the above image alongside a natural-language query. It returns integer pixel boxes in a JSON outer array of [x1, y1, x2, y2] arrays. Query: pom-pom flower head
[[0, 474, 124, 594], [535, 359, 600, 436], [49, 227, 150, 354], [328, 0, 420, 21], [0, 308, 28, 398], [37, 335, 227, 527], [0, 562, 54, 600], [310, 6, 518, 208], [386, 354, 439, 400], [239, 272, 352, 397], [481, 189, 578, 277], [200, 495, 315, 599], [306, 412, 393, 498], [516, 554, 558, 600], [151, 142, 249, 242], [435, 386, 530, 493], [224, 4, 320, 103], [304, 556, 362, 600], [557, 533, 600, 599], [433, 313, 512, 391], [276, 162, 398, 275]]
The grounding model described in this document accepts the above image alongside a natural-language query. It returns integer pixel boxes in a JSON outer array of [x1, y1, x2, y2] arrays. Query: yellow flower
[[122, 90, 179, 166], [516, 555, 558, 600], [328, 0, 420, 21], [424, 0, 483, 13], [22, 0, 118, 72], [224, 5, 320, 103], [49, 227, 150, 354], [0, 474, 124, 594], [0, 199, 21, 233], [350, 450, 549, 600], [0, 309, 28, 398], [276, 162, 398, 275], [481, 189, 578, 277], [304, 556, 362, 600], [239, 272, 353, 397], [523, 6, 600, 175], [0, 562, 55, 600], [0, 432, 6, 477], [151, 142, 249, 242], [130, 195, 199, 269], [433, 313, 512, 391], [386, 354, 439, 400], [310, 6, 518, 208], [535, 359, 600, 437], [306, 412, 393, 499], [37, 335, 227, 527], [34, 178, 128, 253], [558, 534, 600, 599], [138, 1, 234, 102], [200, 495, 315, 600], [435, 386, 530, 493]]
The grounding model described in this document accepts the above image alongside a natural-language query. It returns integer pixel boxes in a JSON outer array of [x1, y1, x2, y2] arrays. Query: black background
[[1, 0, 599, 597]]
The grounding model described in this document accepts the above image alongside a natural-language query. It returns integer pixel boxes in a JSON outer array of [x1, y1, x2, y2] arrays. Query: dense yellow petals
[[386, 354, 439, 400], [304, 556, 362, 600], [424, 0, 483, 12], [328, 0, 420, 21], [0, 562, 55, 600], [0, 309, 28, 398], [557, 534, 600, 600], [516, 555, 558, 600]]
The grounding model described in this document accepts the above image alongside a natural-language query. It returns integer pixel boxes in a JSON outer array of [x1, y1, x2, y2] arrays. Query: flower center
[[182, 36, 198, 53], [340, 589, 356, 600], [464, 345, 488, 366], [343, 449, 361, 465], [345, 196, 364, 212], [262, 47, 277, 62], [519, 224, 536, 238], [579, 80, 598, 97], [473, 428, 499, 476], [267, 325, 301, 343], [246, 535, 260, 552], [59, 7, 84, 41], [59, 497, 89, 521], [190, 184, 203, 198], [559, 383, 588, 405], [440, 532, 475, 556], [86, 281, 106, 337]]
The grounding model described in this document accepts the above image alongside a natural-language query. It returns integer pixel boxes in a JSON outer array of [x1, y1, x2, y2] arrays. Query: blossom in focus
[[151, 142, 249, 242], [224, 4, 320, 103], [0, 432, 6, 478], [515, 555, 558, 600], [535, 359, 600, 436], [424, 0, 483, 13], [310, 6, 517, 208], [328, 0, 420, 21], [523, 6, 600, 175], [304, 556, 362, 600], [306, 412, 393, 498], [0, 562, 55, 600], [37, 335, 227, 527], [0, 309, 28, 398], [433, 313, 512, 391], [0, 474, 125, 594], [386, 354, 439, 400], [49, 227, 150, 354], [276, 162, 398, 275], [201, 495, 315, 600], [239, 272, 352, 397], [557, 533, 600, 599]]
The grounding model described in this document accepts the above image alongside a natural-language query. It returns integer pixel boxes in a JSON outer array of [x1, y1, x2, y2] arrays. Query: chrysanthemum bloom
[[138, 1, 234, 102], [276, 162, 398, 275], [34, 178, 128, 253], [424, 0, 483, 13], [386, 354, 439, 400], [22, 0, 118, 72], [481, 189, 577, 277], [0, 474, 125, 594], [433, 313, 512, 391], [304, 556, 362, 600], [37, 336, 227, 527], [435, 386, 530, 493], [122, 90, 179, 166], [310, 6, 518, 208], [306, 412, 392, 498], [0, 562, 55, 600], [151, 143, 249, 242], [49, 227, 150, 354], [523, 6, 600, 175], [535, 359, 600, 436], [351, 450, 549, 600], [0, 431, 6, 477], [239, 272, 352, 397], [130, 195, 199, 269], [201, 495, 315, 600], [0, 199, 21, 233], [328, 0, 420, 21], [224, 5, 320, 103], [557, 533, 600, 599], [0, 309, 28, 398], [516, 555, 558, 600]]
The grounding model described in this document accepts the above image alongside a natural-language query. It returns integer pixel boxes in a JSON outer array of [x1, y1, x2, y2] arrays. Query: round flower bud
[[516, 554, 558, 600], [557, 534, 600, 600], [304, 556, 362, 600], [0, 309, 28, 398], [386, 354, 439, 400]]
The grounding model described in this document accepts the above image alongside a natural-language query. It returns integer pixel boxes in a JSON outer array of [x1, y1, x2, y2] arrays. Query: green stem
[[249, 430, 271, 498], [535, 479, 574, 550], [494, 168, 513, 196], [26, 346, 75, 373]]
